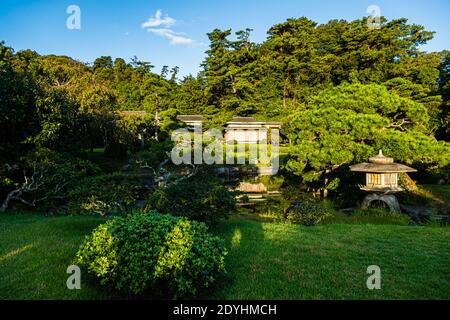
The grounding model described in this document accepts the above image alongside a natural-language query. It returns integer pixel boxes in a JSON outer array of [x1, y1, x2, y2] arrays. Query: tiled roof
[[230, 117, 258, 123]]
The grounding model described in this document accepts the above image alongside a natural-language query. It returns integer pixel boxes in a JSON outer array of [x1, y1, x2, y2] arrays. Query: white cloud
[[142, 9, 176, 28], [147, 28, 194, 46], [142, 9, 196, 46]]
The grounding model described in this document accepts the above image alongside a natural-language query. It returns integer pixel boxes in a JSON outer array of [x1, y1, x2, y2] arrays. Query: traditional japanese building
[[223, 117, 282, 144], [176, 115, 205, 129]]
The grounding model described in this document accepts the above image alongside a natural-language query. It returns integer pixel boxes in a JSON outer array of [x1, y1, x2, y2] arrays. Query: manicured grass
[[207, 219, 449, 300], [1, 213, 449, 300], [0, 213, 110, 299]]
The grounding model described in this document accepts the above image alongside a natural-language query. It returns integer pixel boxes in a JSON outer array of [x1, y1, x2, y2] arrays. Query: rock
[[238, 182, 267, 193], [361, 193, 401, 213], [400, 204, 433, 223]]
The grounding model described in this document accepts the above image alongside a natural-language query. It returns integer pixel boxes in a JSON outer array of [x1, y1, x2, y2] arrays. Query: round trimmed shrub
[[286, 201, 331, 226], [76, 211, 227, 297]]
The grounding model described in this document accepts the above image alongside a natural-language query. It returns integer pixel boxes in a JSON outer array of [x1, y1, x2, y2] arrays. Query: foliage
[[24, 147, 100, 191], [285, 200, 332, 226], [76, 211, 227, 297], [199, 17, 443, 125], [203, 28, 260, 120], [0, 148, 100, 211], [128, 139, 173, 170], [146, 170, 237, 224], [255, 175, 285, 191], [285, 82, 450, 192], [437, 50, 450, 141], [0, 42, 38, 158], [67, 173, 142, 215], [106, 112, 155, 155], [1, 14, 450, 212]]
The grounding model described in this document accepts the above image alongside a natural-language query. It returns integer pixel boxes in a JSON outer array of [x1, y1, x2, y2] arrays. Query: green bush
[[67, 173, 141, 215], [286, 201, 331, 226], [76, 211, 227, 297], [146, 170, 237, 224]]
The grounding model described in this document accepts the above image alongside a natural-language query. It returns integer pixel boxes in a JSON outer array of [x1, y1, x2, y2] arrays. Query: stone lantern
[[350, 150, 417, 212]]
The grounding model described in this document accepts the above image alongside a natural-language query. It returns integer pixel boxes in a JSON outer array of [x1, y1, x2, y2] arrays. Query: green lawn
[[208, 219, 449, 299], [0, 213, 110, 299], [1, 213, 449, 300]]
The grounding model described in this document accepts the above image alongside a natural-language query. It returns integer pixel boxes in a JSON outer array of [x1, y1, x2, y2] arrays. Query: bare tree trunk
[[0, 168, 46, 212], [0, 189, 22, 212]]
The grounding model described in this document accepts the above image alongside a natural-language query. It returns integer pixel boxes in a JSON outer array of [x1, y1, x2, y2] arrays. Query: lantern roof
[[350, 150, 417, 173]]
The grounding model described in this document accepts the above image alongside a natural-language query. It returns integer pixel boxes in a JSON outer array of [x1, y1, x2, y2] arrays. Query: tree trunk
[[322, 169, 330, 199], [0, 189, 22, 212], [283, 76, 289, 108]]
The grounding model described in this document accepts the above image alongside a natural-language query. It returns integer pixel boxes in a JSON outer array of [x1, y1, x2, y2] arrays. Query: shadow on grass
[[199, 218, 266, 300]]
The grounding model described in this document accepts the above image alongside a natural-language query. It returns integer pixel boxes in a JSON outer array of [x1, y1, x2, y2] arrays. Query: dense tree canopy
[[1, 14, 449, 207], [285, 82, 449, 192]]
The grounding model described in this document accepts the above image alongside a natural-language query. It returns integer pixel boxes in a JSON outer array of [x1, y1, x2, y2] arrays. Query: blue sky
[[1, 0, 449, 77]]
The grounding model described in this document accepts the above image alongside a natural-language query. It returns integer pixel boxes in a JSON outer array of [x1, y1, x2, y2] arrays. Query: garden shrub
[[286, 200, 332, 226], [146, 170, 237, 224], [76, 211, 227, 297], [67, 173, 142, 215]]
